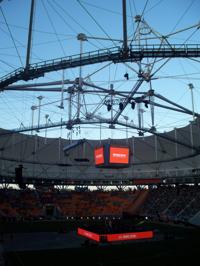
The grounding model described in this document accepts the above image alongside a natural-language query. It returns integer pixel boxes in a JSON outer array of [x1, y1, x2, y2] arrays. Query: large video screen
[[109, 146, 129, 164], [94, 147, 104, 165], [94, 145, 130, 168]]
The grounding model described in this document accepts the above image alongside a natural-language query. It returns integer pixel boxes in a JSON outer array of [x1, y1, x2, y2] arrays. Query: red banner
[[78, 228, 153, 243], [109, 147, 129, 164], [106, 231, 153, 242], [94, 147, 104, 165], [77, 228, 100, 242]]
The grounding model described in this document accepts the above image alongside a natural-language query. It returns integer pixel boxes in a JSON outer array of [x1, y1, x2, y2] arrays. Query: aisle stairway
[[126, 189, 149, 215]]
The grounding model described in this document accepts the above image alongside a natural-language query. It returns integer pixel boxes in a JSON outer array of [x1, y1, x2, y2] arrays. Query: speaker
[[15, 165, 26, 189]]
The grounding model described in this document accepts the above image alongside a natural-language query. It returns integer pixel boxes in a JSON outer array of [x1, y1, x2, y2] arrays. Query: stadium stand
[[139, 185, 200, 224], [1, 185, 200, 225]]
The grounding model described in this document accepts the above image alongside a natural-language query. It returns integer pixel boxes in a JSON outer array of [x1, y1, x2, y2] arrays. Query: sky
[[0, 0, 200, 140]]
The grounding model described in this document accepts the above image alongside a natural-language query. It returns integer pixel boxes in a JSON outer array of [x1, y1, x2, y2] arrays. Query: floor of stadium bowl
[[1, 220, 200, 266]]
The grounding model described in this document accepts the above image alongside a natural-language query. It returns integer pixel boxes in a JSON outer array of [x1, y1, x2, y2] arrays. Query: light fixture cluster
[[106, 99, 149, 111]]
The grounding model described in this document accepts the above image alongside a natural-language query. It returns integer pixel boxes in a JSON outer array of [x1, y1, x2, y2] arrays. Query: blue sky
[[0, 0, 200, 140]]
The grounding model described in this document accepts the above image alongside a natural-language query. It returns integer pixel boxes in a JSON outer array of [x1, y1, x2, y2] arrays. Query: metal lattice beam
[[1, 44, 200, 89]]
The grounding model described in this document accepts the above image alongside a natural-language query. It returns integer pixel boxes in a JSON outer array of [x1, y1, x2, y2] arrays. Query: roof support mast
[[122, 0, 128, 55], [25, 0, 35, 69]]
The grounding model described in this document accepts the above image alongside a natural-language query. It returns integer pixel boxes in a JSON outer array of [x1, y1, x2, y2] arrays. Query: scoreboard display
[[109, 146, 129, 164], [94, 145, 130, 168], [94, 147, 104, 165]]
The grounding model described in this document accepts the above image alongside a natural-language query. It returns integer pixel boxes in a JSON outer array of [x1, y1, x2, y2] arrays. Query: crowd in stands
[[0, 189, 43, 220], [0, 184, 200, 224], [139, 184, 200, 223], [0, 188, 140, 221]]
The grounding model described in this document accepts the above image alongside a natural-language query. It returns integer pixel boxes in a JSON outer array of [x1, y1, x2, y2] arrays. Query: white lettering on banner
[[112, 153, 126, 158], [118, 234, 136, 239], [96, 154, 103, 159], [85, 231, 92, 237]]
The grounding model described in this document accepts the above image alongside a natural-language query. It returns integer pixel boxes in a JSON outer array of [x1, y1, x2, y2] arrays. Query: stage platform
[[2, 227, 156, 252], [78, 227, 153, 243], [2, 222, 200, 266]]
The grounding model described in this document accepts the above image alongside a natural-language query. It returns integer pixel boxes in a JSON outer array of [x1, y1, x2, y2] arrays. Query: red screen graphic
[[109, 147, 129, 164], [77, 228, 100, 242], [106, 231, 153, 242], [77, 228, 153, 243], [94, 147, 104, 165]]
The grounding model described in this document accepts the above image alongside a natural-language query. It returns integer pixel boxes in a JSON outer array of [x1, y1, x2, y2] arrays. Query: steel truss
[[1, 44, 200, 89], [1, 1, 200, 155]]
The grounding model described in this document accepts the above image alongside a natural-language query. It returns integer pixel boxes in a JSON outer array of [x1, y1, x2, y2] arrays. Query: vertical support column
[[134, 15, 142, 72], [140, 109, 145, 128], [77, 38, 82, 120], [122, 0, 128, 53], [83, 141, 86, 159], [58, 137, 61, 162], [150, 98, 154, 129], [12, 134, 15, 160], [99, 122, 102, 145], [79, 39, 83, 85], [44, 114, 49, 144], [188, 83, 195, 122], [132, 136, 135, 163], [0, 148, 4, 176], [77, 33, 87, 120], [26, 0, 35, 69], [198, 118, 200, 147], [110, 84, 114, 123], [155, 135, 158, 161], [68, 87, 72, 122], [60, 117, 63, 138], [190, 121, 194, 154], [174, 128, 178, 158], [137, 103, 141, 129], [149, 89, 155, 131], [109, 84, 115, 130], [137, 103, 144, 136], [31, 105, 36, 135], [37, 96, 43, 132], [59, 70, 65, 109], [34, 134, 37, 155], [33, 133, 37, 178]]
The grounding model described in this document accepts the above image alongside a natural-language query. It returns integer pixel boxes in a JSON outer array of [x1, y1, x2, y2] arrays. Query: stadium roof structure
[[0, 117, 200, 186]]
